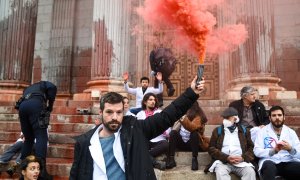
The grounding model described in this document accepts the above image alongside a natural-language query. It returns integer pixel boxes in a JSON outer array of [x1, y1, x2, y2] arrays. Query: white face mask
[[223, 119, 234, 128], [234, 116, 240, 123]]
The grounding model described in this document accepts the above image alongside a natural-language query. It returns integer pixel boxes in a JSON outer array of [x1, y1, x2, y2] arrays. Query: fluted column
[[45, 0, 75, 97], [218, 0, 285, 99], [85, 0, 131, 93], [0, 0, 38, 94]]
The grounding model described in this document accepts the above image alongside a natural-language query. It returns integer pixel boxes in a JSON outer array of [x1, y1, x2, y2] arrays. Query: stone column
[[85, 0, 131, 94], [45, 0, 76, 97], [218, 0, 293, 100], [0, 0, 38, 97]]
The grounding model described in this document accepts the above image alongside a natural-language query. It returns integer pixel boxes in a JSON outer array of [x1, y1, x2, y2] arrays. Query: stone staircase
[[1, 98, 300, 179]]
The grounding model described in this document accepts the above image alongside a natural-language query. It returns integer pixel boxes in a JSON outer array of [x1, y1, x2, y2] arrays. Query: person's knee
[[242, 167, 256, 177], [262, 160, 276, 170]]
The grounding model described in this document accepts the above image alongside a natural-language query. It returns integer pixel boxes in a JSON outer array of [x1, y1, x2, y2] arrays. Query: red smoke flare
[[136, 0, 248, 64]]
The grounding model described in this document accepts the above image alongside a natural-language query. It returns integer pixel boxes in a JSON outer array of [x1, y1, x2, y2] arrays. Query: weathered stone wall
[[274, 0, 300, 91]]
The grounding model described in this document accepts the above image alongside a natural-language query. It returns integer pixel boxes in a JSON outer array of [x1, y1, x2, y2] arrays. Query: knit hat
[[221, 107, 238, 118]]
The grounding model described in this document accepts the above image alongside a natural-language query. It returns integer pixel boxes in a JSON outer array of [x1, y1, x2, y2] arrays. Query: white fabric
[[124, 83, 163, 108], [209, 128, 254, 172], [125, 110, 135, 116], [254, 123, 300, 171], [179, 126, 191, 143], [136, 109, 170, 142], [89, 125, 125, 180]]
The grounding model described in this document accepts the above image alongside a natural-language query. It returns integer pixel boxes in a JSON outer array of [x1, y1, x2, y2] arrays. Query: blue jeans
[[0, 141, 23, 163]]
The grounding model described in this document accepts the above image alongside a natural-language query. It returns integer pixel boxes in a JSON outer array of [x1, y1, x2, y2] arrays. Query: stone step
[[0, 131, 79, 144], [0, 121, 94, 133], [0, 114, 97, 123], [155, 165, 239, 180], [0, 143, 74, 159]]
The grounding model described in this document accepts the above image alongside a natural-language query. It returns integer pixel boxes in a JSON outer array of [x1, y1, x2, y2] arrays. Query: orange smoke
[[136, 0, 248, 64]]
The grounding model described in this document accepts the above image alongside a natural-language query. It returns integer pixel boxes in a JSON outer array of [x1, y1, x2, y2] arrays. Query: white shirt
[[209, 127, 253, 172], [254, 124, 300, 171], [89, 125, 125, 180], [124, 83, 163, 108], [179, 126, 191, 143]]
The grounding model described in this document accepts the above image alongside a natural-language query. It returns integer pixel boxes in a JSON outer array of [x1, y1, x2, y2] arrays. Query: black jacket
[[229, 99, 269, 127], [69, 87, 198, 180]]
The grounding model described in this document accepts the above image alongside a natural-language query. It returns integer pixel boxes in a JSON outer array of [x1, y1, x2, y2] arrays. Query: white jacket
[[136, 109, 170, 142], [124, 83, 163, 108], [254, 123, 300, 171], [89, 125, 125, 180]]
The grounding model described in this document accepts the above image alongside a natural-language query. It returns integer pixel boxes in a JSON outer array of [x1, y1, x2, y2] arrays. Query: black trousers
[[261, 160, 300, 180], [19, 98, 48, 160], [168, 130, 199, 157], [149, 140, 169, 157]]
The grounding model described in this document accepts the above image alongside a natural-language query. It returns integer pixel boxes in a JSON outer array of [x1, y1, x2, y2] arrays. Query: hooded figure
[[149, 48, 177, 104]]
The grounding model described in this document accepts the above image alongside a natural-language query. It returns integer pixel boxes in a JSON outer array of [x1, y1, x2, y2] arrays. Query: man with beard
[[136, 93, 170, 170], [254, 105, 300, 180], [70, 76, 205, 180]]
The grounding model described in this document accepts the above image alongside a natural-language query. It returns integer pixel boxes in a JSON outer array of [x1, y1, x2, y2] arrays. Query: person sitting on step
[[136, 93, 170, 170], [166, 101, 209, 171], [204, 107, 256, 180]]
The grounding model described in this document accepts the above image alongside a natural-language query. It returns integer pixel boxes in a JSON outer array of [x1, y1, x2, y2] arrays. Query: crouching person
[[204, 107, 256, 180]]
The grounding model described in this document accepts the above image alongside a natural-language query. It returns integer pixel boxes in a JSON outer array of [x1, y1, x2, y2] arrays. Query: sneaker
[[191, 157, 198, 171], [166, 156, 176, 169]]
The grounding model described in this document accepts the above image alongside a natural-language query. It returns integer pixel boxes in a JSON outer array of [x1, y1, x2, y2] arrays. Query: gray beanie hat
[[221, 107, 238, 118]]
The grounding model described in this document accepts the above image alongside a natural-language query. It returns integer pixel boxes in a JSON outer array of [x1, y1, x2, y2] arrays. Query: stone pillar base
[[84, 79, 127, 96], [225, 76, 287, 100]]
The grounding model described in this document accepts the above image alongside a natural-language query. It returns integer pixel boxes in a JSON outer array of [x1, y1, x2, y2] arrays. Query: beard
[[102, 119, 121, 133], [271, 120, 284, 128]]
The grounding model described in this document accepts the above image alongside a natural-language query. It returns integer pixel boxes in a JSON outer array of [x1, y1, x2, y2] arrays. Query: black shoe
[[167, 88, 175, 97], [166, 156, 176, 169], [191, 157, 198, 171], [153, 160, 166, 170]]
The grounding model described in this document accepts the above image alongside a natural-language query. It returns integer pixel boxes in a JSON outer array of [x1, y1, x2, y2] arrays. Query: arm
[[151, 73, 163, 94], [180, 116, 201, 132], [208, 128, 229, 163], [124, 82, 137, 95], [253, 127, 271, 158]]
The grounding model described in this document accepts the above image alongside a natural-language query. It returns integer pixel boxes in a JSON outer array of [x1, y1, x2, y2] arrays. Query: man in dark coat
[[18, 81, 57, 180], [70, 76, 205, 180], [229, 86, 269, 142]]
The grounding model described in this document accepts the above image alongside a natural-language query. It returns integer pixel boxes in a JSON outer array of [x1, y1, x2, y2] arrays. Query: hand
[[227, 155, 243, 164], [156, 72, 162, 82], [190, 76, 205, 95], [123, 72, 129, 81], [279, 140, 292, 151]]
